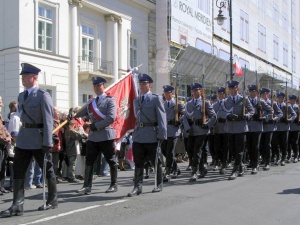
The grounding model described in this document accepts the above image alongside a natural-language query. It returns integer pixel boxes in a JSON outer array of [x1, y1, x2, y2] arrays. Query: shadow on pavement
[[278, 188, 300, 195]]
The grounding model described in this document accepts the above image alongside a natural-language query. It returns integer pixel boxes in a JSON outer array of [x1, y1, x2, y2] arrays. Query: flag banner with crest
[[105, 71, 137, 142]]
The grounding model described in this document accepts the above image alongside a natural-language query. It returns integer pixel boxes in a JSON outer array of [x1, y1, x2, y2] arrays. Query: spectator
[[65, 120, 87, 183]]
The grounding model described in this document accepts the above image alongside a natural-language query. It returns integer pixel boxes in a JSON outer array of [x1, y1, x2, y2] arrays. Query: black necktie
[[194, 99, 197, 106], [96, 96, 99, 103], [279, 104, 282, 109], [167, 101, 170, 107], [24, 90, 28, 101], [141, 95, 145, 103], [232, 97, 235, 104], [251, 99, 254, 106]]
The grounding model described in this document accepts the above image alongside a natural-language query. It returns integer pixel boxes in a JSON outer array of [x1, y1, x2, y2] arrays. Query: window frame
[[81, 24, 95, 63], [130, 36, 138, 68]]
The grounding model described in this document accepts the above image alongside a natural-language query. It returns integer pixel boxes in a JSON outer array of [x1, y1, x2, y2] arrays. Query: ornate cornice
[[105, 14, 122, 24], [68, 0, 84, 7]]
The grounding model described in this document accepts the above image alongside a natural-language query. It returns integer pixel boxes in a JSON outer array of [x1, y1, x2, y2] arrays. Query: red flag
[[234, 60, 243, 76], [105, 73, 137, 141]]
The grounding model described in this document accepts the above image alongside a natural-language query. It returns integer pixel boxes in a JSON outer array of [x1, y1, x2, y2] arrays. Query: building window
[[219, 49, 229, 61], [258, 23, 266, 52], [195, 38, 211, 54], [81, 25, 94, 63], [273, 35, 278, 61], [239, 58, 250, 70], [198, 0, 210, 15], [272, 2, 279, 24], [38, 5, 53, 51], [292, 51, 296, 73], [240, 10, 249, 43], [282, 13, 288, 32], [130, 37, 138, 68], [283, 42, 288, 67]]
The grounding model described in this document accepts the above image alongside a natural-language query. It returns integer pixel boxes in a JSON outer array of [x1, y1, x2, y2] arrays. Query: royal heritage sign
[[170, 0, 213, 52]]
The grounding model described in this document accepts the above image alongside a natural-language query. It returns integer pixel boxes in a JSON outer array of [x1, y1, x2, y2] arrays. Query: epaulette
[[105, 95, 112, 98], [38, 88, 46, 93], [152, 93, 159, 96]]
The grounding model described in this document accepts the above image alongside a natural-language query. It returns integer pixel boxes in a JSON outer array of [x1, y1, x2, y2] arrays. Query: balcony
[[78, 56, 114, 83]]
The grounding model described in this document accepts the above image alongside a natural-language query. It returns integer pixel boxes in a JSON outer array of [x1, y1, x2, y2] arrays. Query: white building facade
[[0, 0, 155, 116]]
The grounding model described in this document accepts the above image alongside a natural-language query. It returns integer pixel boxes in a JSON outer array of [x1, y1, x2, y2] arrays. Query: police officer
[[246, 85, 273, 174], [213, 87, 229, 174], [208, 94, 217, 170], [287, 95, 300, 163], [127, 74, 167, 197], [74, 77, 118, 195], [0, 63, 57, 218], [271, 92, 296, 166], [182, 83, 216, 182], [218, 80, 255, 180], [259, 88, 282, 170], [161, 85, 184, 182]]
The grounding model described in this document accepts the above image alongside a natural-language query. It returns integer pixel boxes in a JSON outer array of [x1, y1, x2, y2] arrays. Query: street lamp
[[214, 0, 233, 81]]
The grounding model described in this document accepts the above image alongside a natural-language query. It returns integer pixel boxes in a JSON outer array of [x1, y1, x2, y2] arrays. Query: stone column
[[105, 14, 122, 82], [68, 0, 83, 107]]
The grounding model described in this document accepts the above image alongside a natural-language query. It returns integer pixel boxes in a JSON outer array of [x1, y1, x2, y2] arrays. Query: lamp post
[[214, 0, 233, 81]]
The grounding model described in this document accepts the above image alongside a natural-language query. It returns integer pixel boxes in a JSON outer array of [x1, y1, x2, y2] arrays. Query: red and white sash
[[88, 98, 106, 120]]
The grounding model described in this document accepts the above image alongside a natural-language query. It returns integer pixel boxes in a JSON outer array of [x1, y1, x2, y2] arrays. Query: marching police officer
[[271, 92, 296, 166], [218, 80, 255, 180], [287, 95, 300, 163], [0, 63, 57, 217], [161, 85, 184, 182], [128, 74, 167, 197], [213, 87, 229, 174], [259, 88, 282, 170], [182, 83, 216, 182], [246, 85, 273, 174], [74, 77, 118, 195]]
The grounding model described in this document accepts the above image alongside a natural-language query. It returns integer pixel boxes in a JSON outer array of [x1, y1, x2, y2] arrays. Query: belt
[[22, 122, 43, 128], [167, 120, 180, 126], [136, 122, 158, 127], [187, 119, 203, 126]]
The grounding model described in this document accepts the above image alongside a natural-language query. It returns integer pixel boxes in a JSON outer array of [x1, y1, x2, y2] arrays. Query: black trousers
[[184, 137, 193, 165], [85, 140, 117, 167], [246, 132, 262, 168], [132, 142, 161, 169], [161, 137, 178, 169], [208, 134, 216, 161], [260, 132, 273, 164], [228, 133, 245, 166], [214, 133, 228, 165], [187, 135, 207, 168], [288, 131, 300, 159], [271, 131, 288, 161], [14, 148, 55, 179]]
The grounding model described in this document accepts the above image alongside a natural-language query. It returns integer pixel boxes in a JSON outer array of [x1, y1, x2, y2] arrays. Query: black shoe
[[68, 178, 79, 183], [281, 161, 285, 166], [152, 186, 162, 193], [186, 165, 192, 171], [105, 184, 118, 193], [0, 187, 9, 193], [38, 200, 58, 211], [163, 175, 170, 182], [228, 171, 237, 180], [238, 165, 245, 177], [35, 184, 44, 189], [219, 168, 226, 175], [263, 164, 270, 171], [144, 175, 149, 179], [189, 173, 197, 182], [76, 187, 91, 195], [0, 205, 23, 217], [251, 168, 258, 175], [127, 186, 142, 197], [198, 169, 207, 178], [293, 158, 298, 163]]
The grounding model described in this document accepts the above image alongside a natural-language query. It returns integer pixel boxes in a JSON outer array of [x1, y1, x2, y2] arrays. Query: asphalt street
[[1, 160, 300, 225]]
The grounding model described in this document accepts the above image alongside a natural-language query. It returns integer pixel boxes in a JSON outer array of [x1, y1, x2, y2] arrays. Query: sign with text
[[170, 0, 212, 52]]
